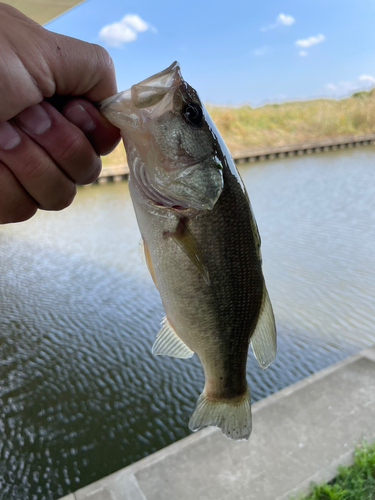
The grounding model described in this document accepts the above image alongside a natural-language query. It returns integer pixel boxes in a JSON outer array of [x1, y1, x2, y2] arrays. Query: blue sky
[[47, 0, 375, 106]]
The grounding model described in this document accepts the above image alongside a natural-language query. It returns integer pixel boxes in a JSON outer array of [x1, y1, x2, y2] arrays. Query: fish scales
[[132, 158, 264, 399], [100, 62, 276, 441]]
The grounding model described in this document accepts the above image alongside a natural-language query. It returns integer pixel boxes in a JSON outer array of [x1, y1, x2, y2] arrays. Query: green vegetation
[[102, 89, 375, 166], [293, 441, 375, 500]]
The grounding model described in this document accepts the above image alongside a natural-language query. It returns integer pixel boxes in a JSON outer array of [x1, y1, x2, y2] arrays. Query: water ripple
[[1, 150, 375, 498]]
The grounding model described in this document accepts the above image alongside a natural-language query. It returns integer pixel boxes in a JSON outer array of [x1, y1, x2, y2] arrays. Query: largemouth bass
[[100, 62, 276, 441]]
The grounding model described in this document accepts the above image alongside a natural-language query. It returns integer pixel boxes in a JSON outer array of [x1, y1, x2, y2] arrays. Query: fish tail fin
[[188, 388, 252, 441]]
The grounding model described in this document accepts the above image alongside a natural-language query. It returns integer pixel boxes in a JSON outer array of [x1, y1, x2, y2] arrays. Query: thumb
[[44, 31, 118, 102], [0, 3, 117, 107]]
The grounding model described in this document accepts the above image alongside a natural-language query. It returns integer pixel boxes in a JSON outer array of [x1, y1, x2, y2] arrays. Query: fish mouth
[[98, 62, 182, 129], [97, 90, 130, 112]]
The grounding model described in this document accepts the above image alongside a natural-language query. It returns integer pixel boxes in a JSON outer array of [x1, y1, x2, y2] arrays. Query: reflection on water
[[1, 147, 375, 498]]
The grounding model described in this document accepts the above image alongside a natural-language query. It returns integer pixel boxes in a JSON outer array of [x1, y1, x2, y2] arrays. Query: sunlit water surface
[[1, 147, 375, 499]]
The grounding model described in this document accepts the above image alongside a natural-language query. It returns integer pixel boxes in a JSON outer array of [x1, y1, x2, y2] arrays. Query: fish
[[99, 62, 276, 441]]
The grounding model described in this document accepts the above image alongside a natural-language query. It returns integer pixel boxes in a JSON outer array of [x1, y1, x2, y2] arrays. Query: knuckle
[[92, 44, 114, 72], [79, 157, 102, 185], [58, 132, 84, 163], [58, 132, 102, 184], [49, 184, 76, 211], [22, 153, 50, 181], [14, 203, 38, 223], [0, 202, 38, 224]]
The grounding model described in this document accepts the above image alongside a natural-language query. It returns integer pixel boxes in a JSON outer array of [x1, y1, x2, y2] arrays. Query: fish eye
[[182, 103, 203, 128]]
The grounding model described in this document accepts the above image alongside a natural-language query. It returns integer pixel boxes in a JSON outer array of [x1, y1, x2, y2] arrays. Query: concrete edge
[[277, 449, 356, 500], [252, 352, 363, 413], [128, 350, 364, 474], [232, 133, 375, 159], [278, 427, 375, 500], [97, 133, 375, 183], [74, 470, 146, 500]]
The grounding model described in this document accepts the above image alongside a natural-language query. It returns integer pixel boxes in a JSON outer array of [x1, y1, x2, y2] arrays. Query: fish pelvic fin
[[188, 388, 252, 441], [152, 316, 194, 359], [139, 238, 158, 289], [250, 287, 277, 370]]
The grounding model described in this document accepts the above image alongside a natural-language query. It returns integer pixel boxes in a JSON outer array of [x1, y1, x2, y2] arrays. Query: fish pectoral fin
[[139, 238, 158, 289], [250, 287, 277, 370], [152, 316, 194, 359], [164, 218, 210, 285]]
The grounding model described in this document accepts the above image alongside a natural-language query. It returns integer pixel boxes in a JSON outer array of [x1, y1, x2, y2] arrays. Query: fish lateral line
[[163, 217, 210, 285]]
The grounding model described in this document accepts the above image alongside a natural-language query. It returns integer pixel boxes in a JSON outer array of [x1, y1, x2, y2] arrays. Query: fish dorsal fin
[[139, 238, 158, 289], [250, 288, 276, 370], [164, 218, 210, 285], [152, 316, 194, 359]]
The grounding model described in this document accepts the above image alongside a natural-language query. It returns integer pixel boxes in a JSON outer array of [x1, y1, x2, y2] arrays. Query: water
[[1, 147, 375, 499]]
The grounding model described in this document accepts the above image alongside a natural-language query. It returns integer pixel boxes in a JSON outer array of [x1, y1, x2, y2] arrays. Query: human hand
[[0, 3, 121, 224]]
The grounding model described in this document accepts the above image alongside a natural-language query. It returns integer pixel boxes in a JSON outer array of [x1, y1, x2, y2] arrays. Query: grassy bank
[[102, 90, 375, 166], [293, 441, 375, 500]]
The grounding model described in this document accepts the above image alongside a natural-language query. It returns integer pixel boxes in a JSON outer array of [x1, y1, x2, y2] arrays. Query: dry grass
[[102, 91, 375, 166]]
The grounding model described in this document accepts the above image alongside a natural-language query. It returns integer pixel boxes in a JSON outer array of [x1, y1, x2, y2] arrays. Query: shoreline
[[97, 132, 375, 184]]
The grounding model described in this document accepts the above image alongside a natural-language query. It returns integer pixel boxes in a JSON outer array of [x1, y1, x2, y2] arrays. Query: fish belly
[[129, 164, 267, 440]]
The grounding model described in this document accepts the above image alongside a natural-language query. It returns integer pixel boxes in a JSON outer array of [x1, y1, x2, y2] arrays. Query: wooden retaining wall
[[97, 133, 375, 183]]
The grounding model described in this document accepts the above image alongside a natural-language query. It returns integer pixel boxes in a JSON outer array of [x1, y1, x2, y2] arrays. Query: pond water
[[1, 146, 375, 499]]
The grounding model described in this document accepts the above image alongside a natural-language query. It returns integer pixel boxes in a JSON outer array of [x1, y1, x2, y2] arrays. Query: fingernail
[[65, 104, 95, 133], [17, 104, 52, 135], [0, 122, 21, 150]]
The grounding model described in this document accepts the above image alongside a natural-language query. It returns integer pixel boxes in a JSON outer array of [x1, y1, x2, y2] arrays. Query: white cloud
[[336, 81, 358, 92], [252, 46, 271, 57], [99, 14, 153, 47], [325, 83, 337, 91], [295, 34, 325, 48], [359, 74, 375, 84], [299, 51, 308, 57], [261, 13, 295, 31], [324, 76, 373, 96], [277, 13, 295, 25], [122, 14, 148, 32], [100, 23, 136, 45]]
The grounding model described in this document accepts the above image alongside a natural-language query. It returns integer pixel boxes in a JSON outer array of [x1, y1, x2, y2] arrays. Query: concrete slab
[[59, 495, 76, 500], [75, 470, 146, 500], [134, 355, 375, 500], [362, 345, 375, 363], [65, 349, 375, 500]]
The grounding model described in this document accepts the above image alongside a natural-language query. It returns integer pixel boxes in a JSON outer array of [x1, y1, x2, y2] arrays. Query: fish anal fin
[[189, 388, 252, 441], [250, 287, 277, 370], [164, 217, 210, 285], [152, 316, 194, 359]]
